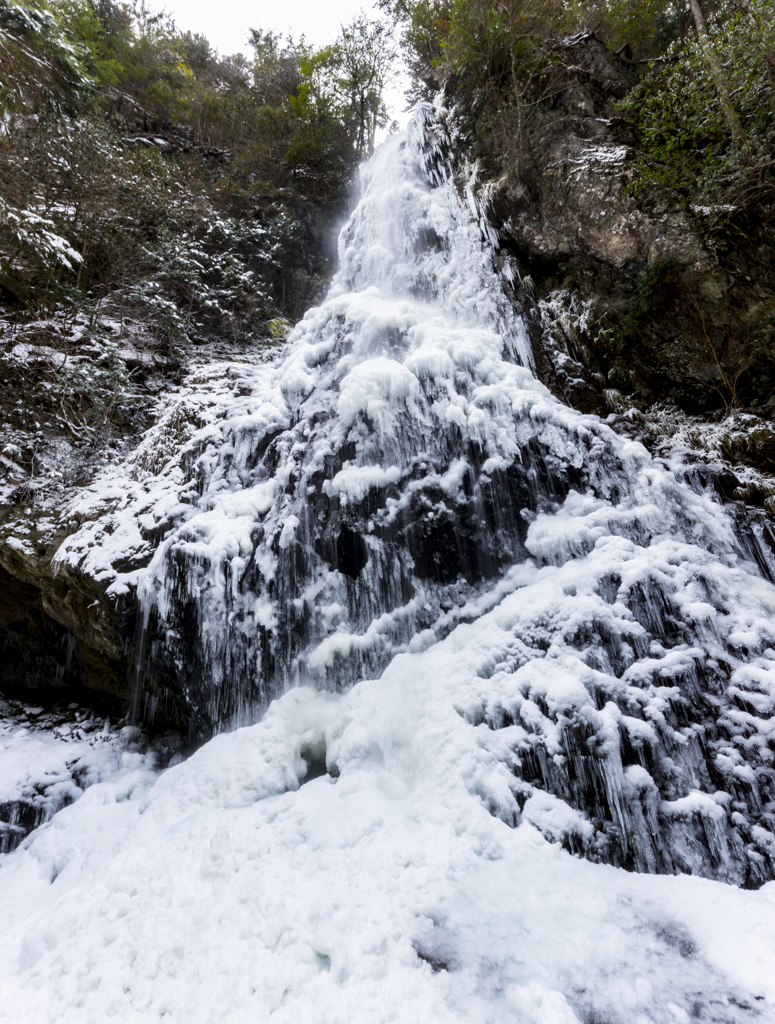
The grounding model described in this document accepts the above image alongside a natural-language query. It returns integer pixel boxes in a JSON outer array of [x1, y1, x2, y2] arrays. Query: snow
[[324, 463, 402, 504], [8, 343, 69, 368], [661, 791, 727, 820], [50, 106, 588, 718], [337, 354, 422, 428], [0, 698, 160, 855], [2, 641, 775, 1022]]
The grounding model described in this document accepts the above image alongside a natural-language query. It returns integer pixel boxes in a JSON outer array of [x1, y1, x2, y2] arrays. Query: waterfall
[[5, 104, 775, 1024], [137, 104, 548, 725], [60, 103, 775, 885]]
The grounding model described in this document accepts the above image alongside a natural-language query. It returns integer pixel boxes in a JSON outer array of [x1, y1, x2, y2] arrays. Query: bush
[[623, 2, 775, 223]]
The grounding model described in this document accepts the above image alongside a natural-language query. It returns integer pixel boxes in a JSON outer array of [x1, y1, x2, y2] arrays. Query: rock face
[[0, 342, 283, 722], [472, 35, 775, 418], [496, 38, 707, 275], [0, 502, 137, 711]]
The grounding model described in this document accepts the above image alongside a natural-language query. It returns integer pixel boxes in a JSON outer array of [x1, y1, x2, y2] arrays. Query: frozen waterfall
[[3, 103, 775, 1024], [56, 103, 775, 887]]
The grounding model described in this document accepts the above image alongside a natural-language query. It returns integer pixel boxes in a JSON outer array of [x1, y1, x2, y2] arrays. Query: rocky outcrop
[[494, 38, 706, 274], [0, 502, 137, 709], [469, 35, 775, 418], [0, 344, 281, 726]]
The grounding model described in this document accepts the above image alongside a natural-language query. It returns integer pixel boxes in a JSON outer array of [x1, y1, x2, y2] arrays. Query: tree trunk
[[687, 0, 746, 144]]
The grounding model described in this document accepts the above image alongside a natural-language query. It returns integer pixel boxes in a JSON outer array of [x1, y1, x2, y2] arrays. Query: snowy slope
[[1, 635, 775, 1023]]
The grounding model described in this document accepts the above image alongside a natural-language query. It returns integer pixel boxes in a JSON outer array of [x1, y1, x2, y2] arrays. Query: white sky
[[159, 0, 375, 54], [156, 0, 410, 125]]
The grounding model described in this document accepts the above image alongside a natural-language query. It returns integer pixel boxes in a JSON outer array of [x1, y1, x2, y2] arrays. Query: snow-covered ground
[[1, 623, 775, 1023], [0, 696, 176, 855]]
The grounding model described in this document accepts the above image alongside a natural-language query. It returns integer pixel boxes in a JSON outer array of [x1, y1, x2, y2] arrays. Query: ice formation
[[48, 103, 775, 885], [3, 101, 775, 1023], [2, 670, 775, 1023]]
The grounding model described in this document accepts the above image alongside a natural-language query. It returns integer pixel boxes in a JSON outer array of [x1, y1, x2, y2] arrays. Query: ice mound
[[1, 623, 775, 1023]]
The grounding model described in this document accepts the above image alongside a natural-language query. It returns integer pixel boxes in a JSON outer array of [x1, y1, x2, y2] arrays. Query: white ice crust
[[1, 628, 775, 1023]]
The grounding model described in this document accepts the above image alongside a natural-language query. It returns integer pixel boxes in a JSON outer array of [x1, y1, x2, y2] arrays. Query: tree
[[674, 0, 744, 143], [621, 0, 775, 218], [0, 0, 94, 115], [314, 13, 397, 157]]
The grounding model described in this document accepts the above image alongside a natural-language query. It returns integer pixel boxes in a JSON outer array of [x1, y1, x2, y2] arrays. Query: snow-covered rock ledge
[[0, 344, 281, 719]]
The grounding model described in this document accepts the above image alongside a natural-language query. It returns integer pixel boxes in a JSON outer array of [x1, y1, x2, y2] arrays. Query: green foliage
[[437, 0, 545, 80], [600, 0, 692, 56], [311, 15, 397, 156], [0, 0, 94, 115], [380, 0, 595, 177], [382, 0, 590, 91], [0, 1, 398, 316], [624, 256, 686, 334], [387, 0, 775, 214], [623, 2, 775, 219], [0, 313, 141, 445], [0, 1, 399, 448], [0, 111, 205, 305]]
